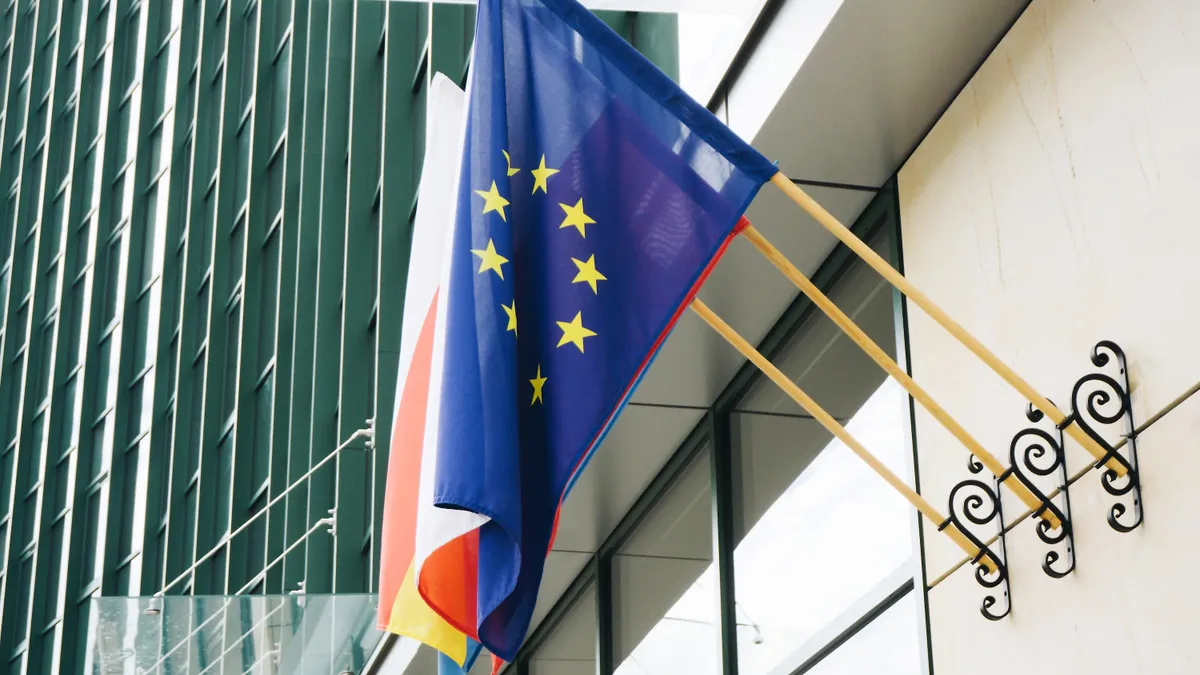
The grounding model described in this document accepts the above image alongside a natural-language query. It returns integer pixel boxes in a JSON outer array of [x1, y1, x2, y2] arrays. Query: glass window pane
[[14, 554, 32, 642], [81, 487, 103, 587], [97, 336, 115, 410], [40, 519, 65, 626], [732, 381, 913, 675], [257, 230, 279, 369], [529, 582, 597, 675], [132, 295, 152, 373], [102, 233, 126, 326], [204, 77, 222, 179], [223, 300, 242, 418], [78, 147, 99, 213], [117, 445, 141, 558], [271, 46, 289, 139], [252, 371, 272, 488], [804, 592, 923, 675], [235, 125, 251, 207], [240, 6, 258, 110], [122, 7, 141, 88], [128, 378, 146, 438], [732, 230, 917, 675], [0, 450, 13, 516], [141, 187, 161, 287], [735, 233, 899, 417], [147, 125, 165, 176], [215, 433, 232, 534], [89, 415, 109, 481], [25, 415, 46, 493], [613, 445, 719, 675], [62, 375, 80, 450]]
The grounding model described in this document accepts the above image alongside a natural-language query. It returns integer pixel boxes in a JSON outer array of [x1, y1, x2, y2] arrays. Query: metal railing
[[156, 421, 374, 597], [140, 423, 376, 673]]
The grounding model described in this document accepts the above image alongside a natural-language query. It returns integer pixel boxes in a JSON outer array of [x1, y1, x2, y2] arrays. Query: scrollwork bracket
[[1007, 402, 1075, 578], [1062, 341, 1142, 533], [940, 476, 1011, 621]]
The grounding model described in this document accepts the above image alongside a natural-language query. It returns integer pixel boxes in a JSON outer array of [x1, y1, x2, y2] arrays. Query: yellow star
[[471, 239, 509, 280], [502, 300, 517, 337], [530, 365, 547, 405], [503, 150, 519, 177], [530, 155, 559, 195], [475, 181, 510, 222], [570, 255, 607, 294], [556, 311, 596, 353], [558, 198, 595, 238]]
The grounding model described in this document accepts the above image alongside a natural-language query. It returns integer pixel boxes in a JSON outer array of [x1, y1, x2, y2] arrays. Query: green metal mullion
[[0, 0, 27, 645], [265, 0, 302, 597], [89, 0, 143, 602], [0, 0, 56, 664], [430, 3, 470, 78], [142, 0, 201, 596], [332, 0, 381, 594], [33, 0, 94, 667], [57, 1, 121, 668], [22, 0, 94, 670], [225, 0, 265, 597], [302, 0, 350, 595], [0, 1, 24, 186], [191, 0, 236, 597], [125, 0, 186, 599], [0, 0, 40, 590], [106, 0, 171, 601], [629, 13, 679, 81], [371, 0, 417, 597], [281, 0, 324, 594], [159, 0, 209, 594]]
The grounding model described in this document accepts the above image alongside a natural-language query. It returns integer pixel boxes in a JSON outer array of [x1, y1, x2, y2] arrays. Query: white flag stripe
[[413, 72, 490, 580]]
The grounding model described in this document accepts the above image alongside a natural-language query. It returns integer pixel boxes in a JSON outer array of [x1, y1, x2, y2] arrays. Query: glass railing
[[84, 593, 383, 675]]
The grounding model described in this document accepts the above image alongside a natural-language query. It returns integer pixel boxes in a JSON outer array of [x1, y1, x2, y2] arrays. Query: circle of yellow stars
[[471, 149, 607, 407]]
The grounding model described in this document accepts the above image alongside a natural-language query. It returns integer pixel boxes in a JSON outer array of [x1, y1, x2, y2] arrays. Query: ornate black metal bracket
[[1006, 402, 1075, 578], [940, 476, 1010, 621], [1062, 341, 1143, 533]]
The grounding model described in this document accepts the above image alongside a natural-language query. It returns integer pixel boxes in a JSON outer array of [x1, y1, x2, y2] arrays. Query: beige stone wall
[[898, 0, 1200, 672]]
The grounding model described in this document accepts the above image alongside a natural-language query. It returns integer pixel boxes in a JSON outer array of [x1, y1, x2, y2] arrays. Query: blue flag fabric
[[428, 0, 776, 660]]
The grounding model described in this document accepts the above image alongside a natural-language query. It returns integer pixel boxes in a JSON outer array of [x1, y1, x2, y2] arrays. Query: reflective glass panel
[[85, 594, 384, 675], [805, 592, 924, 675], [731, 230, 917, 675], [613, 444, 719, 675], [529, 582, 597, 675]]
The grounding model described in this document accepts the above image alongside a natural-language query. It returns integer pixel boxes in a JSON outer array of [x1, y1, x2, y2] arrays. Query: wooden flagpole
[[740, 224, 1061, 530], [690, 299, 999, 575], [769, 173, 1126, 478]]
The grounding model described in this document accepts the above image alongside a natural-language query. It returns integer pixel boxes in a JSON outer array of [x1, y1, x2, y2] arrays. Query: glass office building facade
[[0, 1, 683, 672], [0, 0, 940, 672]]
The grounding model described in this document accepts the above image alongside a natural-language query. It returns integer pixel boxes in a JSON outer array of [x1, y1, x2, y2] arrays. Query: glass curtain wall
[[0, 1, 463, 673]]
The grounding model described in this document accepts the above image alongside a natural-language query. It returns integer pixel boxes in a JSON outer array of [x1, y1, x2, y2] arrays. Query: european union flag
[[422, 0, 776, 660]]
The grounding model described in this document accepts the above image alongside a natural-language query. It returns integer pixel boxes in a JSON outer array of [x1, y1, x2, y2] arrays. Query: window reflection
[[529, 583, 597, 675], [676, 1, 770, 102], [613, 445, 719, 675], [804, 591, 923, 675], [732, 380, 914, 675], [729, 227, 917, 675]]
